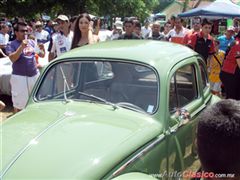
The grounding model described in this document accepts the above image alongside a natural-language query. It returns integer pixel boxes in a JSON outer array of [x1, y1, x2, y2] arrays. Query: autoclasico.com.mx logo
[[151, 171, 235, 179]]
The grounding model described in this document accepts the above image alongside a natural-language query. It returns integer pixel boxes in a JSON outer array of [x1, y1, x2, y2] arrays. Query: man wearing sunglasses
[[6, 22, 43, 112]]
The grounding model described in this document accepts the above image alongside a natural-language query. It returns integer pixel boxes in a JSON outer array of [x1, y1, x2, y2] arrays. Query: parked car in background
[[0, 40, 220, 179]]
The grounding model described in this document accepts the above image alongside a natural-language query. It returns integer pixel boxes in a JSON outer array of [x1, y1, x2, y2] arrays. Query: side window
[[198, 60, 208, 90], [169, 64, 198, 112]]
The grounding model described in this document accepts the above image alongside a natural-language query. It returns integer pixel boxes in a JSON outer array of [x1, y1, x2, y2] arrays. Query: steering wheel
[[116, 102, 146, 113]]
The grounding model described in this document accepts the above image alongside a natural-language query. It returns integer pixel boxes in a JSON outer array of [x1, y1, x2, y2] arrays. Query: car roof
[[56, 40, 198, 68]]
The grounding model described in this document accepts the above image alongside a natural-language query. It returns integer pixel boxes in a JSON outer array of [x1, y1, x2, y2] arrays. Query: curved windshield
[[35, 60, 159, 114]]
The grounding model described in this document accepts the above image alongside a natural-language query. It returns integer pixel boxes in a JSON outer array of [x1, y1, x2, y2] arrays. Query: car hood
[[1, 101, 162, 179]]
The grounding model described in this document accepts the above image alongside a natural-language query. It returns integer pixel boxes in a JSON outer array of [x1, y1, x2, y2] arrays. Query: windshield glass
[[35, 60, 159, 114]]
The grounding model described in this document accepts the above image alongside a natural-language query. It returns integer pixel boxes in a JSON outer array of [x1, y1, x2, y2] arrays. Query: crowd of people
[[0, 12, 240, 179], [0, 13, 240, 111]]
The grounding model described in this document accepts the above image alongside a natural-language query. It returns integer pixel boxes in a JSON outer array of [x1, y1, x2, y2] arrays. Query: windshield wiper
[[60, 66, 71, 103], [78, 91, 117, 110]]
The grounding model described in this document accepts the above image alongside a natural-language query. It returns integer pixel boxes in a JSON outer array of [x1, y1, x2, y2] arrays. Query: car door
[[166, 60, 205, 173]]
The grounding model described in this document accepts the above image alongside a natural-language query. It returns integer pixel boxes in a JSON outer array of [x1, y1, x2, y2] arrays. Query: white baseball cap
[[227, 26, 235, 31], [114, 21, 123, 30], [56, 15, 69, 22]]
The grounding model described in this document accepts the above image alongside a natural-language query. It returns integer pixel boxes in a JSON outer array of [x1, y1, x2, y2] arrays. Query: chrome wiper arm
[[78, 91, 117, 110], [60, 66, 70, 103]]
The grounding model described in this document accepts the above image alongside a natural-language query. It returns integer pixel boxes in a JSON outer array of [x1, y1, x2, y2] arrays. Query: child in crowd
[[208, 39, 225, 96]]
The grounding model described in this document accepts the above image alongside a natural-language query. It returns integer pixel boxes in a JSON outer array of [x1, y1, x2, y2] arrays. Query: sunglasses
[[35, 25, 42, 28], [19, 29, 28, 33]]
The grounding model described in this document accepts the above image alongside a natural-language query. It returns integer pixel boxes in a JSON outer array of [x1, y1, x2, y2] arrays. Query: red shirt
[[182, 29, 197, 45], [187, 31, 215, 55], [221, 37, 240, 74]]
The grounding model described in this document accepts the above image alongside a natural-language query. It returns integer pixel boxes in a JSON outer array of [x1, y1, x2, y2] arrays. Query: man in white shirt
[[48, 15, 73, 61], [168, 17, 189, 44], [0, 23, 10, 54], [141, 20, 151, 39], [34, 21, 50, 44], [111, 21, 123, 40]]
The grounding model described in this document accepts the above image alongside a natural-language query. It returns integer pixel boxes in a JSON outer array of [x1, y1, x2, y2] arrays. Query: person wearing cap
[[220, 31, 240, 100], [34, 20, 50, 44], [217, 26, 235, 52], [111, 21, 123, 40], [182, 17, 201, 45], [48, 14, 73, 61], [7, 21, 15, 41], [5, 21, 13, 41], [5, 22, 44, 112], [0, 23, 10, 54]]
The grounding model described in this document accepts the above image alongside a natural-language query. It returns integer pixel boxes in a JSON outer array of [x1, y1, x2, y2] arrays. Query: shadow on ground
[[0, 95, 14, 121]]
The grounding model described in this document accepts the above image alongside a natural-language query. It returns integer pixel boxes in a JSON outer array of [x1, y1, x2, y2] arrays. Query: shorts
[[210, 81, 222, 92], [10, 73, 39, 110]]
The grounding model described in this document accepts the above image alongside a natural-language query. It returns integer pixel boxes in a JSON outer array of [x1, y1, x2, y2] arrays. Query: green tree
[[95, 0, 158, 24], [153, 0, 172, 13], [0, 0, 159, 21]]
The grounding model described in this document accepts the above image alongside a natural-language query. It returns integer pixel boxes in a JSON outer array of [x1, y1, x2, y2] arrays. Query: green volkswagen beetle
[[1, 40, 220, 179]]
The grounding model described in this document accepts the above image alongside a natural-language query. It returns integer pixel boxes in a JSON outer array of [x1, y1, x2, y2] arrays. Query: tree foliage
[[0, 0, 159, 21], [153, 0, 173, 13]]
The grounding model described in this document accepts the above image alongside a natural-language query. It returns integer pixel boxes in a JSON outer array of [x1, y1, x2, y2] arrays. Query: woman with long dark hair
[[220, 31, 240, 100], [71, 13, 99, 49]]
